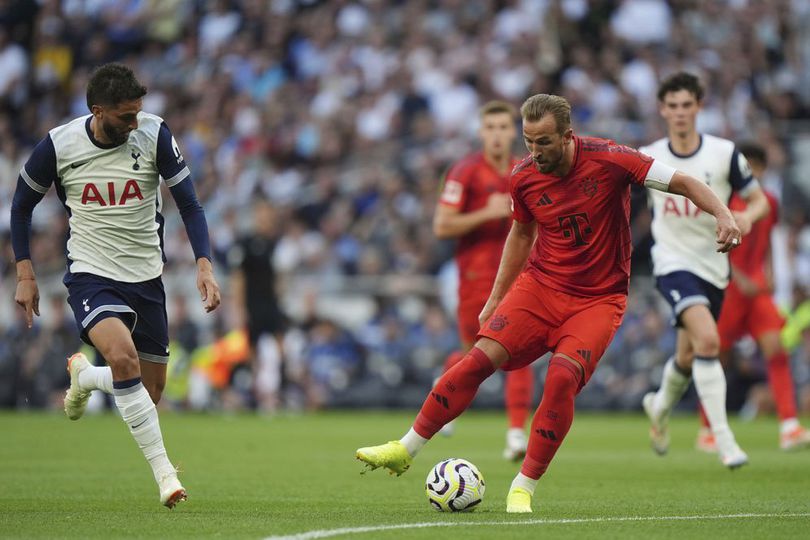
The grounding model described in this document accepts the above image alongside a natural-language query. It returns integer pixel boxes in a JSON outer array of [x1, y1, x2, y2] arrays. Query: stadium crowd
[[2, 0, 810, 415]]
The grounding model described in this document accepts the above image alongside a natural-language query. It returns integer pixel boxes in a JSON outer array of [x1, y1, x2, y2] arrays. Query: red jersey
[[511, 136, 653, 296], [728, 190, 779, 289], [439, 151, 517, 285]]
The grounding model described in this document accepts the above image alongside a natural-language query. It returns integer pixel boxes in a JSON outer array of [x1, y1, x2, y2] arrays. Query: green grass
[[1, 410, 809, 539]]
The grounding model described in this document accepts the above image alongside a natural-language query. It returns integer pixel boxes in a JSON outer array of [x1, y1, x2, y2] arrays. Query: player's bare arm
[[666, 171, 741, 253], [729, 263, 761, 297], [14, 259, 39, 328], [732, 186, 770, 236], [196, 257, 221, 313], [433, 193, 512, 239], [478, 220, 537, 326]]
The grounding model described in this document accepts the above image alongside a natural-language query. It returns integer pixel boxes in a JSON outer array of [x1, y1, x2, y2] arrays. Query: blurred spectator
[[2, 0, 810, 412]]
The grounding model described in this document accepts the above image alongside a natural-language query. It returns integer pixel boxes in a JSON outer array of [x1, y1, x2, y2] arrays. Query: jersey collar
[[667, 134, 703, 158]]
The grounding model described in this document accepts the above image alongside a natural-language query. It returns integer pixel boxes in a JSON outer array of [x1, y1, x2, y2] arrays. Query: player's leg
[[356, 337, 507, 476], [356, 274, 549, 476], [139, 360, 167, 405], [508, 294, 624, 513], [436, 296, 480, 437], [680, 305, 747, 468], [88, 318, 185, 507], [644, 329, 693, 455], [65, 350, 113, 420], [757, 327, 810, 450], [503, 366, 533, 460]]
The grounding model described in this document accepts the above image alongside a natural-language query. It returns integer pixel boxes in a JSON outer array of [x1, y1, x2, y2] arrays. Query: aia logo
[[489, 314, 508, 331], [81, 180, 143, 206], [662, 196, 701, 217], [580, 177, 598, 198]]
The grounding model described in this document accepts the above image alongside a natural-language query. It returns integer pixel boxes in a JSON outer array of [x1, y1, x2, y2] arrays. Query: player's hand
[[15, 278, 40, 328], [478, 298, 499, 328], [732, 210, 753, 236], [485, 193, 512, 220], [196, 258, 221, 313], [715, 211, 742, 253]]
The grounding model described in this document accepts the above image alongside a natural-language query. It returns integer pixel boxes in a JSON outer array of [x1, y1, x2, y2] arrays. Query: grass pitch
[[1, 410, 808, 539]]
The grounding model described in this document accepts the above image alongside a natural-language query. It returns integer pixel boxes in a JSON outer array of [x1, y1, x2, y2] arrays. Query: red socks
[[766, 350, 797, 421], [414, 347, 496, 438], [506, 365, 534, 429], [521, 357, 581, 479]]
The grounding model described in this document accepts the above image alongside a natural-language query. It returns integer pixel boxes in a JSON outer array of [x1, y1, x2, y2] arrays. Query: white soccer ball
[[425, 458, 485, 512]]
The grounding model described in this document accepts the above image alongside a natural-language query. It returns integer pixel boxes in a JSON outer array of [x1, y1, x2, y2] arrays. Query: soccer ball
[[425, 458, 485, 512]]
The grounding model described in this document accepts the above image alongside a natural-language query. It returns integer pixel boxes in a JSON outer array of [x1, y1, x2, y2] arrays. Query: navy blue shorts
[[655, 271, 725, 327], [64, 272, 169, 364]]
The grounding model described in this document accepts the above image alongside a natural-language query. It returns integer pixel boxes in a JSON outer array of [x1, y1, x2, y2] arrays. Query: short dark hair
[[657, 72, 704, 102], [737, 141, 767, 167], [86, 63, 147, 110]]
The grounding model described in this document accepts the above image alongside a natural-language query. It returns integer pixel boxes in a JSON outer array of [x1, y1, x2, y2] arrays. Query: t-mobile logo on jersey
[[558, 212, 592, 247]]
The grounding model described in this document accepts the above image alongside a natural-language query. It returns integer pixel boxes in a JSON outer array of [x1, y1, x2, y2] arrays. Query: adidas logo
[[537, 193, 553, 206], [432, 392, 449, 409], [577, 349, 592, 365]]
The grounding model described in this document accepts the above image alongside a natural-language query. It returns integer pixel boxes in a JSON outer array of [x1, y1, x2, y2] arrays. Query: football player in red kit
[[696, 141, 810, 452], [357, 93, 740, 513], [433, 101, 534, 460]]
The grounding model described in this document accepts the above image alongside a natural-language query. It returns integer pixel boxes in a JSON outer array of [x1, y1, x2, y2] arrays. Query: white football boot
[[642, 392, 670, 455], [503, 428, 528, 461], [64, 353, 92, 421], [158, 471, 187, 509]]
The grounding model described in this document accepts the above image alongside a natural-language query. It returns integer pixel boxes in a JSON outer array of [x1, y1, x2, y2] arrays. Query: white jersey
[[20, 112, 190, 282], [641, 134, 757, 289]]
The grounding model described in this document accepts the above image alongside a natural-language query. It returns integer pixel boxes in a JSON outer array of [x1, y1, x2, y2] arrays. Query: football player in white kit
[[641, 72, 770, 469], [11, 64, 221, 507]]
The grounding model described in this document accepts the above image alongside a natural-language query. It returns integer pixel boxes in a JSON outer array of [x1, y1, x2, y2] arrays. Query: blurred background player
[[695, 142, 810, 452], [432, 100, 534, 460], [228, 198, 290, 412], [641, 72, 770, 469], [10, 63, 221, 508], [357, 93, 741, 513]]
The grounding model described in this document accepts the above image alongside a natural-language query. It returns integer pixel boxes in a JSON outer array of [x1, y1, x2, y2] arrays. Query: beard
[[103, 122, 130, 145]]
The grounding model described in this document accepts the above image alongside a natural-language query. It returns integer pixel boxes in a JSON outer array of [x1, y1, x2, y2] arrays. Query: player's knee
[[691, 332, 720, 358], [545, 356, 582, 397], [103, 343, 140, 373]]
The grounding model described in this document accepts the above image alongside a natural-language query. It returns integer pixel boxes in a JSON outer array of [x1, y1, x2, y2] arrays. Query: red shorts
[[717, 282, 785, 350], [477, 272, 626, 387], [457, 281, 492, 345]]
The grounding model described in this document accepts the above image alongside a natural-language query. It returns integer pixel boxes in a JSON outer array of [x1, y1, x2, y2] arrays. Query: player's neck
[[483, 151, 512, 175], [668, 130, 700, 156]]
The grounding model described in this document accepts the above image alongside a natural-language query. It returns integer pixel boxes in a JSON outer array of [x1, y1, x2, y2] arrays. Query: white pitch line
[[263, 512, 810, 540]]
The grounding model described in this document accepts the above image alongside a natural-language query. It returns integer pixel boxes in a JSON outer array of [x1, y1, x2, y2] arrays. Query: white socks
[[113, 380, 175, 482], [780, 418, 799, 435], [79, 365, 113, 394], [692, 357, 734, 446], [400, 428, 428, 457], [653, 357, 691, 416], [510, 472, 538, 495]]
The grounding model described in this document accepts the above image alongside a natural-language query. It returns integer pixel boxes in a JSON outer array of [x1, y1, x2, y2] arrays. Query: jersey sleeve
[[10, 135, 58, 261], [438, 161, 473, 209], [21, 135, 58, 194], [611, 144, 655, 187], [156, 122, 191, 187], [729, 147, 757, 196], [510, 175, 534, 223]]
